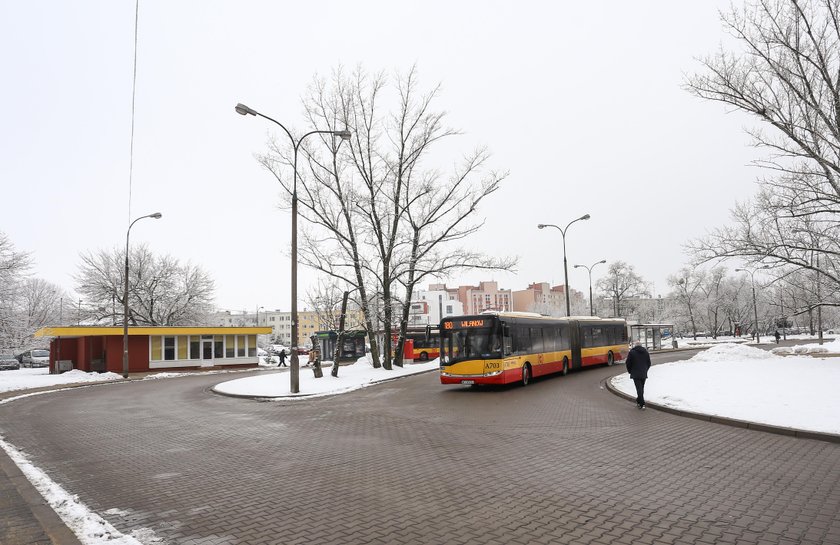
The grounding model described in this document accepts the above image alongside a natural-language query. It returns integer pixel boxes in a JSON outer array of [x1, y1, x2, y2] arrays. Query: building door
[[202, 339, 214, 366]]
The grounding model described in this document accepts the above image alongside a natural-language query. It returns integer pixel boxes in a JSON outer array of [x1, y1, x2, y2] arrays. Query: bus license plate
[[461, 380, 475, 385]]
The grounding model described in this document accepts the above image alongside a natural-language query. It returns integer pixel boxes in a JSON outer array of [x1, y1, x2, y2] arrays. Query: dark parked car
[[19, 349, 50, 368], [0, 353, 20, 371]]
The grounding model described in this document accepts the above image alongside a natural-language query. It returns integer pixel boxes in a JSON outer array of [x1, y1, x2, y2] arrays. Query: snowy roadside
[[0, 436, 157, 544], [610, 342, 840, 435], [0, 365, 275, 395], [214, 355, 439, 398]]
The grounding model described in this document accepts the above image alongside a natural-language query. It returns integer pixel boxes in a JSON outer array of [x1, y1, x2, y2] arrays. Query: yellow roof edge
[[35, 326, 273, 338]]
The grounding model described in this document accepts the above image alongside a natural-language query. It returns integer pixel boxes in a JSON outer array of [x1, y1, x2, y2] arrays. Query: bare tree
[[597, 261, 650, 318], [76, 244, 215, 326], [697, 267, 729, 338], [686, 0, 840, 305], [667, 267, 705, 339], [259, 65, 513, 370]]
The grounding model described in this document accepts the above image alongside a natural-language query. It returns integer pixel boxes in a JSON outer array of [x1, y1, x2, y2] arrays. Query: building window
[[190, 337, 200, 360], [237, 335, 246, 357], [226, 335, 235, 358], [214, 336, 224, 359], [164, 336, 176, 361]]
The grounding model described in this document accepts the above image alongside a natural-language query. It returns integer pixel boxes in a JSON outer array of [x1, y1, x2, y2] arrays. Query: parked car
[[0, 352, 20, 371], [19, 349, 50, 368]]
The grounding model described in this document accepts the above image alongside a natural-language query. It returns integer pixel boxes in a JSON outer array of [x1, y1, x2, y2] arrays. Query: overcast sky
[[1, 1, 764, 313]]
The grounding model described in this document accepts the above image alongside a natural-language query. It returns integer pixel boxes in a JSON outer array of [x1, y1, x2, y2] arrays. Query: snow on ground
[[0, 368, 124, 394], [0, 366, 273, 394], [610, 342, 840, 435], [0, 435, 156, 544], [771, 338, 840, 356], [213, 355, 439, 398]]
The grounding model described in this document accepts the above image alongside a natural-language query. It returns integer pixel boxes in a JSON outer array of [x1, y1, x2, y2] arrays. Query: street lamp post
[[235, 102, 351, 393], [735, 266, 769, 344], [538, 214, 591, 317], [573, 259, 606, 316], [123, 212, 162, 378]]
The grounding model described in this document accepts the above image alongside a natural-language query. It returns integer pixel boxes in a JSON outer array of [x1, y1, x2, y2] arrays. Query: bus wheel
[[521, 364, 531, 386], [607, 351, 614, 366], [561, 357, 569, 376], [419, 352, 428, 361]]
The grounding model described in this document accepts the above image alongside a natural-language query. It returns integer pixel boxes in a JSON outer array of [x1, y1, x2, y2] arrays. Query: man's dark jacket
[[625, 345, 651, 379]]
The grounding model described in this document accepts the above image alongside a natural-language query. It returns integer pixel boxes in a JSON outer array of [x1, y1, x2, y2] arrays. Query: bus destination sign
[[442, 319, 486, 330]]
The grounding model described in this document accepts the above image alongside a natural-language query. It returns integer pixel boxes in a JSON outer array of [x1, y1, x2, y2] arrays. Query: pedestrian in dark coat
[[625, 341, 652, 409], [278, 349, 287, 367]]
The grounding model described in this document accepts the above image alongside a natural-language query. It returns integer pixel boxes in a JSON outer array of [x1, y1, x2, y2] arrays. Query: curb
[[0, 446, 83, 545], [604, 373, 840, 444]]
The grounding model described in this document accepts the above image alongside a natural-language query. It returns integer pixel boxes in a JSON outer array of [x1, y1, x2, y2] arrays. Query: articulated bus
[[404, 327, 440, 361], [439, 312, 629, 386]]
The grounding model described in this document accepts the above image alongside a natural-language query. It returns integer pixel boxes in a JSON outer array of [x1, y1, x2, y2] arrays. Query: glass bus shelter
[[629, 323, 675, 350]]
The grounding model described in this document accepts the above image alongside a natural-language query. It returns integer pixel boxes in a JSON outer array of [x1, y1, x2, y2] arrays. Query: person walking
[[774, 330, 781, 344], [278, 348, 287, 367], [626, 341, 652, 409]]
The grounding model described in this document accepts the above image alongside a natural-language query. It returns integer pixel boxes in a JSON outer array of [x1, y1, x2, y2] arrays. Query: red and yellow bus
[[439, 312, 629, 386], [404, 327, 440, 361]]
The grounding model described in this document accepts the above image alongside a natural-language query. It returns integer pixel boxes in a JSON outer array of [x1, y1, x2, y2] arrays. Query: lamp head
[[598, 259, 606, 264], [335, 129, 352, 141], [537, 224, 546, 229], [150, 212, 162, 219], [580, 214, 591, 221], [735, 268, 745, 273], [235, 103, 257, 116], [573, 264, 582, 269]]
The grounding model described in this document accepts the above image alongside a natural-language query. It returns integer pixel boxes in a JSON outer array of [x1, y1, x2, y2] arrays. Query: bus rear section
[[405, 327, 440, 361], [573, 319, 629, 368]]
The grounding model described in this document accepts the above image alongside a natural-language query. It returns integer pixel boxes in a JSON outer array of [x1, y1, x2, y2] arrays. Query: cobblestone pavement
[[0, 351, 838, 545]]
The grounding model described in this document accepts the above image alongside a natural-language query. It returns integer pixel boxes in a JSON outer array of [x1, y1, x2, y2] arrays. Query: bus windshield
[[440, 327, 501, 363]]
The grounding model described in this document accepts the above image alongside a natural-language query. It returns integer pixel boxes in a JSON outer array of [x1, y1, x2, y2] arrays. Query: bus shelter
[[629, 323, 675, 350], [312, 330, 367, 362]]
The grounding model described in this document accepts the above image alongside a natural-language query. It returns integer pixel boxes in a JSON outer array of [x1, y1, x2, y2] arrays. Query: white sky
[[0, 1, 764, 313]]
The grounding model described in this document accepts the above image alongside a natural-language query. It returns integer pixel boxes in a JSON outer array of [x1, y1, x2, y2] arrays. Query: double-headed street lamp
[[735, 266, 769, 344], [123, 212, 162, 378], [235, 102, 351, 393], [538, 214, 591, 317], [574, 259, 606, 316]]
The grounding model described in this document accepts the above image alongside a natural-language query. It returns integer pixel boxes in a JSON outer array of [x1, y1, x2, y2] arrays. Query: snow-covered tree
[[596, 261, 650, 318], [0, 232, 32, 348], [686, 0, 840, 309], [75, 244, 215, 326]]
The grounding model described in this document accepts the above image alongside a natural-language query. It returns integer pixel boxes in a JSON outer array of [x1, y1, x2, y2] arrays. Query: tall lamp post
[[123, 212, 162, 378], [735, 266, 769, 344], [574, 259, 606, 316], [235, 102, 351, 393], [538, 214, 591, 317]]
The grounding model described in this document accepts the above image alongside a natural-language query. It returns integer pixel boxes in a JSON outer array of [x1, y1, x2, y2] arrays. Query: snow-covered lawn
[[214, 356, 439, 398], [0, 366, 273, 395], [610, 341, 840, 435], [0, 368, 124, 394]]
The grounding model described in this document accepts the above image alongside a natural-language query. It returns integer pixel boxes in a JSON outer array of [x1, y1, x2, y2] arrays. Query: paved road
[[1, 349, 839, 545]]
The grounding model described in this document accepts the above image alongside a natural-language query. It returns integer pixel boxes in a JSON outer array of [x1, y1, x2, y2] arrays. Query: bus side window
[[582, 326, 593, 347], [559, 325, 570, 350], [542, 326, 555, 352]]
